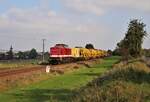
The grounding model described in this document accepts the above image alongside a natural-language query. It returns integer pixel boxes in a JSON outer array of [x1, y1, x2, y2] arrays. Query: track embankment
[[0, 66, 45, 77], [0, 59, 103, 92], [0, 59, 101, 78]]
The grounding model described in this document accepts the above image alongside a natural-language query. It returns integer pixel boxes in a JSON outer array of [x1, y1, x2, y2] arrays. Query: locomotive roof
[[55, 44, 69, 48]]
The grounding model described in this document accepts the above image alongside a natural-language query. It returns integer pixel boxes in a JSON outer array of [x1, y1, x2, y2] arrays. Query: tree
[[7, 45, 13, 60], [17, 51, 26, 59], [117, 19, 147, 58], [143, 49, 150, 57], [85, 44, 94, 49], [29, 48, 38, 59], [24, 51, 30, 59], [112, 48, 121, 56], [107, 49, 112, 56]]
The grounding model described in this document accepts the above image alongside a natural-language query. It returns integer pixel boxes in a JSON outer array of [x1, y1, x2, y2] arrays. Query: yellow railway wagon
[[71, 48, 108, 60], [101, 50, 107, 57], [95, 50, 100, 58], [71, 48, 80, 57], [79, 48, 83, 57], [89, 49, 96, 58], [103, 50, 108, 57], [100, 50, 104, 57], [86, 49, 91, 58], [80, 48, 91, 59], [99, 50, 104, 57], [96, 50, 101, 58]]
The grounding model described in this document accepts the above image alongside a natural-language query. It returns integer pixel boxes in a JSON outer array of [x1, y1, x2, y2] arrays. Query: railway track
[[0, 64, 72, 77], [0, 59, 100, 78]]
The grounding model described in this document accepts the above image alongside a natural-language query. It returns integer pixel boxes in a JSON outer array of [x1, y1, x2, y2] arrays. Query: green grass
[[0, 59, 39, 69], [0, 56, 120, 102]]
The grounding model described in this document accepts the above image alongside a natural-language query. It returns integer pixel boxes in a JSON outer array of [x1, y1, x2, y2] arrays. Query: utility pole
[[42, 39, 46, 62]]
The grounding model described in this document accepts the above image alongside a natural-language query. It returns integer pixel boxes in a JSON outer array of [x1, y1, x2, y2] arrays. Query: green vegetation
[[143, 49, 150, 57], [7, 46, 13, 60], [85, 43, 94, 49], [72, 60, 150, 102], [16, 48, 38, 59], [28, 48, 38, 59], [0, 56, 120, 102], [116, 19, 148, 58], [0, 59, 39, 69]]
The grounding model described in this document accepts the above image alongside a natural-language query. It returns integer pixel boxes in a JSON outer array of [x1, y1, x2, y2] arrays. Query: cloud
[[0, 6, 108, 34], [62, 0, 150, 16], [62, 0, 105, 16], [0, 7, 111, 50]]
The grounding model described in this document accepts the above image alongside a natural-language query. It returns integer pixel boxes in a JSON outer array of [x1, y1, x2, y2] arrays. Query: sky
[[0, 0, 149, 52]]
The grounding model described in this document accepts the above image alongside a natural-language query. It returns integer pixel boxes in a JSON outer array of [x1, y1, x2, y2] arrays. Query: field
[[0, 59, 40, 69], [0, 56, 120, 102]]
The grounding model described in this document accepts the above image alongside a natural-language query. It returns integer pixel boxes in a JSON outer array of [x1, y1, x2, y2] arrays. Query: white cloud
[[0, 7, 111, 50], [0, 7, 108, 34], [63, 0, 105, 16], [62, 0, 150, 16]]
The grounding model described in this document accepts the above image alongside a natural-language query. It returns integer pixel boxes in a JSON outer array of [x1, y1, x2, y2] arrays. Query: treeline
[[0, 47, 49, 60], [110, 48, 150, 57], [16, 48, 38, 59]]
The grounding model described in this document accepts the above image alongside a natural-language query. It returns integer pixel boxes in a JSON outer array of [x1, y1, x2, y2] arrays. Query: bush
[[90, 61, 150, 86], [71, 61, 150, 102], [72, 81, 147, 102]]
